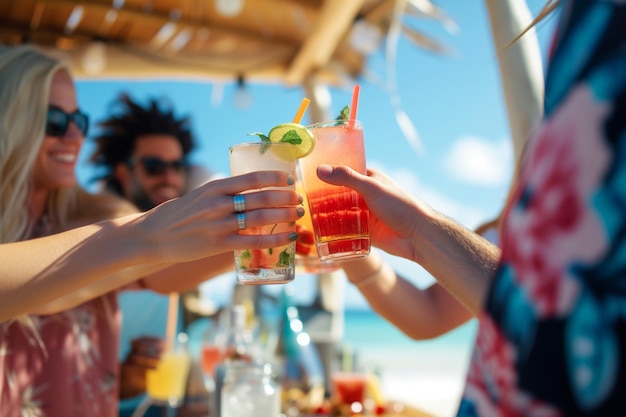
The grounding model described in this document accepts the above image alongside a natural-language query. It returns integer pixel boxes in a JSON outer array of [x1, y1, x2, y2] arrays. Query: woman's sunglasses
[[129, 157, 189, 177], [46, 105, 89, 138]]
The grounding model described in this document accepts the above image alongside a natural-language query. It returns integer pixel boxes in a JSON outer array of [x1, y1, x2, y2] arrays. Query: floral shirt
[[459, 1, 626, 416], [0, 293, 121, 417]]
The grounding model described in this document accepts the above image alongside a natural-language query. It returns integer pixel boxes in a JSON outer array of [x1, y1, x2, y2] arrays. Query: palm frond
[[405, 0, 459, 34]]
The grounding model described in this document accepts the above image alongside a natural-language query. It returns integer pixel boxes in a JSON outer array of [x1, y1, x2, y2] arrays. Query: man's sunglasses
[[46, 105, 89, 138], [129, 157, 189, 177]]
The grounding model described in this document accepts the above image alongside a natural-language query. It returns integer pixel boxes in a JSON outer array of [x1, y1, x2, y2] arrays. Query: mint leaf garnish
[[248, 132, 270, 142], [336, 105, 349, 121], [278, 248, 292, 267], [280, 130, 303, 145]]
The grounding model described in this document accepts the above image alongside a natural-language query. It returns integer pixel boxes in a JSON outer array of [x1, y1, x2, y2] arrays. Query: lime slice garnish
[[267, 123, 315, 159]]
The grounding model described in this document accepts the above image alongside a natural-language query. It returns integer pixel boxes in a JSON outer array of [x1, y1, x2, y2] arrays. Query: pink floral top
[[459, 0, 626, 415], [0, 293, 121, 417]]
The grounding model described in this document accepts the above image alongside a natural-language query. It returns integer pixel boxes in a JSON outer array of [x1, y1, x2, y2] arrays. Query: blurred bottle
[[213, 305, 254, 416], [275, 285, 325, 415], [222, 304, 253, 361]]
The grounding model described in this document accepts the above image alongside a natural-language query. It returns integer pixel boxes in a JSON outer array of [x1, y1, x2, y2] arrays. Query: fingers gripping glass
[[129, 157, 189, 177], [46, 105, 89, 137]]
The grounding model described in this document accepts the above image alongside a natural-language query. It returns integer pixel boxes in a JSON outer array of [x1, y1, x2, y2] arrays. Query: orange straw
[[292, 98, 310, 124], [348, 85, 360, 128]]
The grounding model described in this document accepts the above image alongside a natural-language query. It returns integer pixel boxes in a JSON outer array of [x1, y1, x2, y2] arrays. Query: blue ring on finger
[[233, 194, 246, 213], [237, 213, 246, 230]]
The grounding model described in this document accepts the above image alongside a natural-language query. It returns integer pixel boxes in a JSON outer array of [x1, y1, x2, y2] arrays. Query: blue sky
[[74, 1, 558, 309]]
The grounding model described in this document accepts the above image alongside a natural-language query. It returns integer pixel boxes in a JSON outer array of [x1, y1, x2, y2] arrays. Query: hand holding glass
[[229, 142, 297, 284]]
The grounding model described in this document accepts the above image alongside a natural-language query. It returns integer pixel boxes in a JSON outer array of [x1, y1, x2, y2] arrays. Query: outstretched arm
[[342, 251, 474, 339], [2, 171, 301, 320], [318, 165, 500, 315], [1, 214, 148, 320]]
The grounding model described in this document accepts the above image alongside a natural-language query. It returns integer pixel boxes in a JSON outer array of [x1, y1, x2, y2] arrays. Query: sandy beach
[[343, 312, 477, 417], [374, 349, 471, 417]]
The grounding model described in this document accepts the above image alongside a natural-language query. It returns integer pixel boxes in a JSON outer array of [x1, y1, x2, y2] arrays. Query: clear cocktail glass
[[298, 119, 370, 263], [229, 142, 297, 285]]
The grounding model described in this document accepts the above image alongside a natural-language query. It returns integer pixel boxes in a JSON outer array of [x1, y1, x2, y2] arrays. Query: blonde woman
[[0, 45, 302, 416]]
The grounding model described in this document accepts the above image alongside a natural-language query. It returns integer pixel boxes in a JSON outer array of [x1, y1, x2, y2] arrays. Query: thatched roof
[[0, 0, 453, 85]]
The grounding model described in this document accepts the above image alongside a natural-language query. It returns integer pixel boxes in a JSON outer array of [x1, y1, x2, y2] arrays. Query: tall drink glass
[[229, 142, 297, 285], [294, 171, 340, 273], [299, 120, 370, 262]]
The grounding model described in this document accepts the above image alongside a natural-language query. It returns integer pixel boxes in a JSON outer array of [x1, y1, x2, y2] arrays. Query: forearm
[[141, 251, 235, 294], [1, 213, 152, 320], [414, 211, 501, 315], [343, 252, 474, 339], [33, 248, 235, 314], [33, 263, 169, 315], [5, 171, 303, 319]]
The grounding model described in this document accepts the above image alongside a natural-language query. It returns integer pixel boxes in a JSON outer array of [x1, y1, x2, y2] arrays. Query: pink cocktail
[[299, 120, 370, 262]]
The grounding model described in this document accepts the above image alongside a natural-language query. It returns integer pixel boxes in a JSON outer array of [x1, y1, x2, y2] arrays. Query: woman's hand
[[137, 170, 303, 264]]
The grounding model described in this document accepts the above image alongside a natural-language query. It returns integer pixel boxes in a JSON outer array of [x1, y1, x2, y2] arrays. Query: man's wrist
[[348, 255, 385, 288]]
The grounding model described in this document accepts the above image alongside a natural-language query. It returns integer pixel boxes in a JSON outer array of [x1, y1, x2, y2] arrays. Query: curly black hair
[[89, 93, 195, 195]]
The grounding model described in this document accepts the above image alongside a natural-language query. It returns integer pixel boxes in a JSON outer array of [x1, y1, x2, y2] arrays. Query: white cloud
[[444, 136, 513, 186]]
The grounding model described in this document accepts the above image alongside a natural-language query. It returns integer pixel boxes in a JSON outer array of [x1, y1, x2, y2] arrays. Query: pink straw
[[348, 84, 360, 128]]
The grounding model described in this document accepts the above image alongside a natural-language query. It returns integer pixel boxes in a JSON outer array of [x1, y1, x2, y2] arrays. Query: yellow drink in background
[[146, 350, 191, 404]]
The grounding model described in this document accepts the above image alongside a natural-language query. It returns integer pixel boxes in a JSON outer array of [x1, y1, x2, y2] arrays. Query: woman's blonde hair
[[0, 45, 80, 242]]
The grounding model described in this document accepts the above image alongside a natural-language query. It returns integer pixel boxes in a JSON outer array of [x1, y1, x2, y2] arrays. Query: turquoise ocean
[[342, 308, 477, 361]]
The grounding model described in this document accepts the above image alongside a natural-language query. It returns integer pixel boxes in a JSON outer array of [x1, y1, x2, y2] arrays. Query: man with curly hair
[[90, 93, 199, 211]]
